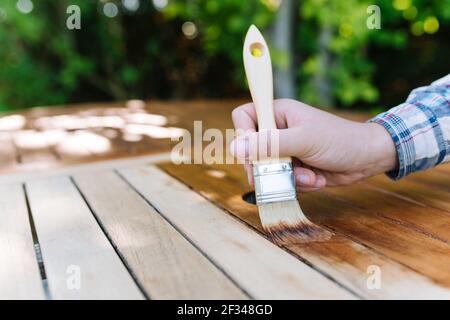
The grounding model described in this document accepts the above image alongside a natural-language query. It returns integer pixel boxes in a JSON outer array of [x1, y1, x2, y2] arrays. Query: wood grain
[[0, 100, 371, 175], [25, 176, 144, 299], [159, 162, 450, 298], [322, 181, 450, 243], [119, 165, 356, 299], [0, 183, 45, 299], [367, 175, 450, 212], [73, 171, 248, 300], [401, 169, 450, 193]]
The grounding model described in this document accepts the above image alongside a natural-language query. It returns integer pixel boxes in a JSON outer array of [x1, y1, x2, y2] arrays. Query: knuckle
[[231, 107, 242, 121]]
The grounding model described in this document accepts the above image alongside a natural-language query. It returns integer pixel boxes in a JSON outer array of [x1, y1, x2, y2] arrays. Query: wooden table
[[1, 101, 449, 299]]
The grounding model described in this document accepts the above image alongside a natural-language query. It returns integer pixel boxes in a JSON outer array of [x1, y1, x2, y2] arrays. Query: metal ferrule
[[253, 162, 297, 205]]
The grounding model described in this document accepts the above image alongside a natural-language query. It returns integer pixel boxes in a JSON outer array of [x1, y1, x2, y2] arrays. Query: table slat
[[404, 170, 450, 193], [0, 183, 45, 299], [0, 133, 18, 171], [73, 171, 248, 299], [119, 165, 356, 299], [25, 176, 144, 299], [323, 181, 450, 243], [160, 162, 450, 299], [367, 175, 450, 212]]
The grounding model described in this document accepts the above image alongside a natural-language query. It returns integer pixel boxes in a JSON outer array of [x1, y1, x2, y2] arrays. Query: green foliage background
[[0, 0, 449, 113]]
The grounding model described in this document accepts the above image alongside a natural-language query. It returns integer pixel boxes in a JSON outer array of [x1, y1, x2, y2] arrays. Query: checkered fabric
[[369, 74, 450, 179]]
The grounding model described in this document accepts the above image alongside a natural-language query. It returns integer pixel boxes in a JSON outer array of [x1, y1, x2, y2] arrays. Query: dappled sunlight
[[55, 131, 111, 156], [122, 132, 143, 142], [0, 115, 26, 131], [71, 131, 111, 154], [206, 169, 227, 179], [99, 128, 120, 139], [13, 130, 54, 150], [126, 99, 146, 110], [124, 112, 167, 126], [0, 101, 184, 167], [34, 114, 125, 130], [85, 115, 125, 129], [124, 124, 184, 139]]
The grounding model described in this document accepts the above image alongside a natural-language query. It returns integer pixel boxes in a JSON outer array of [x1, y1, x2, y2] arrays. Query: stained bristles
[[258, 200, 332, 245]]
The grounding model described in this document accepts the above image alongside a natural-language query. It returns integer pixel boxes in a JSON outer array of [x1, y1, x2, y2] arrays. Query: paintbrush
[[242, 25, 332, 245]]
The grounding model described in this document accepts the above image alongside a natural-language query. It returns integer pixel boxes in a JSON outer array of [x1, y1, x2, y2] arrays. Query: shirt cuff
[[368, 103, 446, 180]]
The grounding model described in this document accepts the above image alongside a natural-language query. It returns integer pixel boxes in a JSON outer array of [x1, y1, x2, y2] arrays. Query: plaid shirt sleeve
[[369, 73, 450, 180]]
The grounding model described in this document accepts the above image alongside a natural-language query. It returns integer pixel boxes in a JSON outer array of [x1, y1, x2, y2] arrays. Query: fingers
[[231, 100, 310, 188], [229, 128, 302, 162], [244, 164, 254, 186], [231, 103, 258, 133], [242, 164, 327, 194], [294, 166, 326, 192], [231, 101, 291, 131]]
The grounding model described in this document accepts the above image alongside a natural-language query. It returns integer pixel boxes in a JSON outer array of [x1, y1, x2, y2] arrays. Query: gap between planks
[[0, 152, 173, 184], [0, 183, 45, 299], [25, 176, 145, 299], [72, 171, 249, 300], [158, 162, 450, 299], [119, 165, 359, 299]]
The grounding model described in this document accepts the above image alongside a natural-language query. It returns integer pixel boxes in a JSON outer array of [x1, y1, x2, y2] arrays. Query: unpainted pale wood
[[0, 152, 172, 185], [0, 183, 45, 299], [73, 171, 248, 300], [159, 162, 450, 299], [25, 176, 144, 300], [119, 165, 356, 299]]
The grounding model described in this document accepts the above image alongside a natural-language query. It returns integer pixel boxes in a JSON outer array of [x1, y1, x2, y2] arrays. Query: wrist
[[365, 122, 398, 175]]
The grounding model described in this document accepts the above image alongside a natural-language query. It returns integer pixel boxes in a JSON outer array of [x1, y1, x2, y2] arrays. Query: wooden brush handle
[[243, 25, 290, 163]]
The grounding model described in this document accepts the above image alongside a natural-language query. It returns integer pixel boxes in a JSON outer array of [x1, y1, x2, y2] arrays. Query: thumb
[[229, 128, 302, 162]]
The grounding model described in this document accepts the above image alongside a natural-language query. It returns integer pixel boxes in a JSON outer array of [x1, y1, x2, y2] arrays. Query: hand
[[230, 99, 397, 192]]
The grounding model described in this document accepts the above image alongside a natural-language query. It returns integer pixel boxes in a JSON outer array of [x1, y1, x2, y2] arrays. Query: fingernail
[[296, 174, 311, 185], [230, 137, 248, 160]]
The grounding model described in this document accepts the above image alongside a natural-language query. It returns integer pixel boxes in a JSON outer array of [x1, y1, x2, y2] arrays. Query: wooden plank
[[407, 169, 450, 193], [0, 152, 173, 185], [119, 165, 356, 299], [0, 100, 376, 176], [25, 176, 144, 299], [54, 131, 95, 162], [322, 181, 450, 243], [0, 132, 18, 172], [435, 163, 450, 175], [0, 183, 45, 299], [368, 175, 450, 212], [159, 163, 450, 299], [12, 130, 59, 165], [302, 192, 450, 286], [73, 171, 248, 299]]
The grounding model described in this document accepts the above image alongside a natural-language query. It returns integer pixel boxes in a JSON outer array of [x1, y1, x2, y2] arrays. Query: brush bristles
[[258, 200, 332, 245]]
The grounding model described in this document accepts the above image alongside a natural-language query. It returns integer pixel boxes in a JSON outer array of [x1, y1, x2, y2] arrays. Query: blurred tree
[[0, 0, 449, 112]]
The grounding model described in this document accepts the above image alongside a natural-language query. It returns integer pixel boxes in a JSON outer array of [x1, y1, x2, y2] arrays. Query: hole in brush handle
[[249, 42, 265, 57]]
